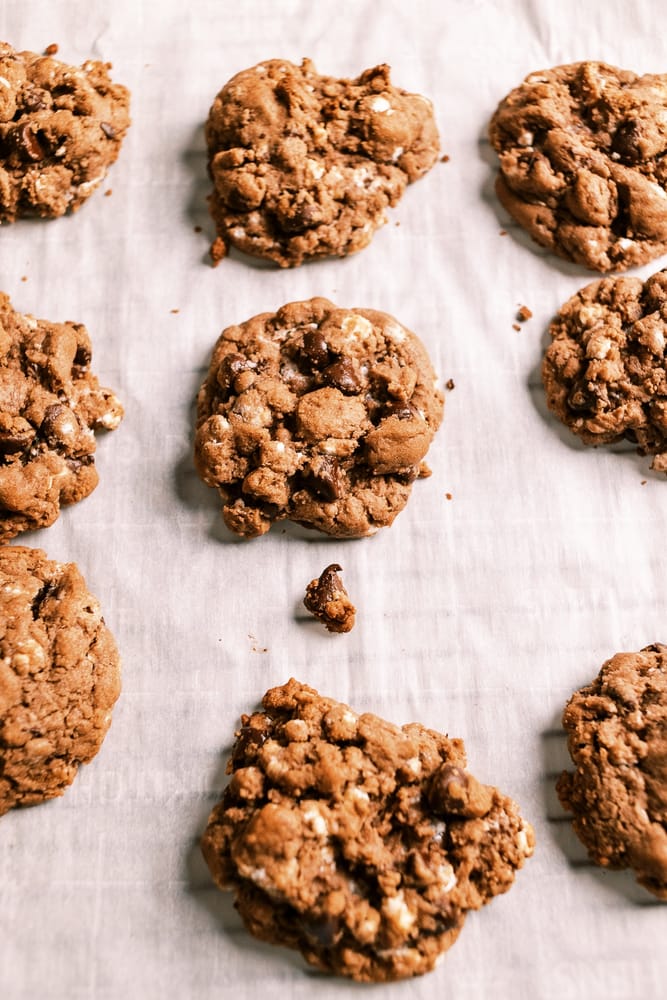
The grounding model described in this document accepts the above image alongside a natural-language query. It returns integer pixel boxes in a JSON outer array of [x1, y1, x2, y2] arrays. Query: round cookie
[[205, 59, 439, 267], [489, 61, 667, 272], [0, 292, 123, 539], [0, 41, 130, 221], [194, 298, 444, 538], [0, 545, 121, 815], [201, 679, 534, 982], [542, 271, 667, 472], [557, 645, 667, 898]]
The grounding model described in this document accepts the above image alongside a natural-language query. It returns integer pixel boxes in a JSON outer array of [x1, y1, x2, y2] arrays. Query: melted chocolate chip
[[302, 331, 330, 369], [220, 353, 257, 392], [232, 725, 268, 765], [13, 124, 46, 161], [308, 456, 345, 500], [612, 119, 643, 164], [384, 401, 418, 420], [323, 359, 361, 394], [567, 379, 599, 413], [305, 564, 343, 610], [100, 122, 116, 139], [0, 426, 34, 455], [427, 765, 469, 814], [301, 914, 343, 947]]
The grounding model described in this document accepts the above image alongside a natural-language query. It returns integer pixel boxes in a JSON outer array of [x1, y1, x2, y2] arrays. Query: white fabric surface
[[0, 1, 665, 997]]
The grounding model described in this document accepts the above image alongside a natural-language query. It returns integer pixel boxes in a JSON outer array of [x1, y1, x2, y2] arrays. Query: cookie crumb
[[304, 563, 355, 633], [248, 633, 268, 653], [194, 225, 203, 233], [499, 229, 508, 236], [512, 323, 521, 331], [395, 220, 401, 226], [440, 153, 450, 163], [170, 308, 179, 314], [104, 188, 112, 197], [20, 275, 27, 282], [210, 236, 228, 266], [517, 305, 533, 322], [445, 492, 453, 500], [44, 43, 59, 56], [641, 479, 647, 485], [445, 378, 455, 390]]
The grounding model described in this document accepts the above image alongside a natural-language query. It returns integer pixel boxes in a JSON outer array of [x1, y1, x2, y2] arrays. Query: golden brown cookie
[[0, 292, 123, 539], [0, 40, 130, 221], [201, 679, 534, 982], [194, 298, 443, 538], [206, 59, 439, 266], [542, 271, 667, 472], [489, 62, 667, 272], [557, 645, 667, 898], [0, 545, 121, 815]]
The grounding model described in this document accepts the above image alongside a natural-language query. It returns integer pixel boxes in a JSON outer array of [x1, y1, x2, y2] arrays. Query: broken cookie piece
[[557, 644, 667, 898], [304, 563, 355, 633], [194, 297, 444, 538], [206, 59, 439, 267], [201, 679, 534, 982], [0, 40, 130, 221], [0, 291, 123, 539], [0, 545, 121, 815]]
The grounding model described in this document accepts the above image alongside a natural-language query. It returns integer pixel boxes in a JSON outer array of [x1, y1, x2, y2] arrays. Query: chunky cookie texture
[[542, 271, 667, 472], [205, 59, 439, 267], [194, 298, 443, 538], [303, 563, 355, 633], [557, 645, 667, 898], [201, 679, 534, 982], [0, 545, 121, 815], [0, 40, 130, 221], [0, 291, 123, 540], [489, 62, 667, 272]]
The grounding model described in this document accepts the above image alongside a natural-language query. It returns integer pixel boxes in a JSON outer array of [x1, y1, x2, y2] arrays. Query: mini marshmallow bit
[[436, 863, 457, 893], [517, 130, 534, 147], [585, 333, 614, 360], [370, 95, 392, 113], [96, 408, 123, 431], [516, 823, 533, 856], [391, 146, 404, 163], [302, 805, 328, 837], [405, 756, 422, 777], [0, 76, 10, 88], [616, 237, 635, 250], [383, 891, 416, 932]]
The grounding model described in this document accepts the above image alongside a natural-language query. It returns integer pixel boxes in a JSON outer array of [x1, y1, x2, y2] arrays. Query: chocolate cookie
[[557, 645, 667, 898], [0, 545, 121, 815], [542, 271, 667, 472], [489, 62, 667, 272], [0, 291, 123, 539], [0, 41, 130, 221], [205, 59, 439, 267], [303, 563, 355, 633], [201, 680, 534, 982], [194, 298, 443, 538]]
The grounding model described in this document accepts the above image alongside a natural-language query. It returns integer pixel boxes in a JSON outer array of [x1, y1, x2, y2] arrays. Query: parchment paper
[[0, 2, 665, 997]]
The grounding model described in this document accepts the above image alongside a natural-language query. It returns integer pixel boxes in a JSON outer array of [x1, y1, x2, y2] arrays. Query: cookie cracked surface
[[194, 298, 443, 538], [201, 679, 534, 982], [0, 41, 130, 221], [206, 59, 439, 267], [489, 61, 667, 272], [542, 271, 667, 472], [0, 545, 121, 815], [557, 645, 667, 898], [0, 291, 123, 540]]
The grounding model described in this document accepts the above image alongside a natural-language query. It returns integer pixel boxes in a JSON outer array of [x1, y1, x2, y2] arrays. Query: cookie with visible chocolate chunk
[[201, 679, 534, 982], [0, 40, 130, 221], [194, 298, 443, 539], [489, 62, 667, 272], [304, 563, 355, 633], [0, 291, 123, 539], [0, 545, 121, 815], [542, 271, 667, 472], [557, 645, 667, 898], [205, 59, 439, 267]]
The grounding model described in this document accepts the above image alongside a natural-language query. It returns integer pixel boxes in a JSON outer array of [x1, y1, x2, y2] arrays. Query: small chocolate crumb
[[210, 236, 228, 266], [170, 308, 179, 314], [499, 229, 508, 236], [44, 43, 59, 56], [440, 154, 450, 163], [100, 122, 116, 140], [445, 492, 452, 500], [512, 323, 521, 332], [395, 220, 401, 227], [104, 189, 112, 197], [517, 305, 533, 322], [641, 480, 647, 485], [304, 564, 356, 634], [194, 225, 203, 233], [445, 378, 455, 391], [20, 276, 27, 282]]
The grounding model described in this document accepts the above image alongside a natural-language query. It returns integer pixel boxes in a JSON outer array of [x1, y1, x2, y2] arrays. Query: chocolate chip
[[305, 563, 343, 610], [301, 914, 342, 947], [21, 88, 49, 112], [612, 119, 643, 164], [100, 122, 116, 140], [384, 401, 418, 420], [323, 359, 361, 394], [13, 124, 46, 161], [232, 724, 268, 765], [427, 763, 493, 818], [308, 456, 345, 500], [0, 426, 34, 455], [301, 331, 330, 369], [567, 379, 598, 413], [219, 353, 257, 392]]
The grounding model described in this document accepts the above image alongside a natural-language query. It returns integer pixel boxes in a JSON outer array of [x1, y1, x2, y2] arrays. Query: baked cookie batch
[[0, 40, 665, 982]]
